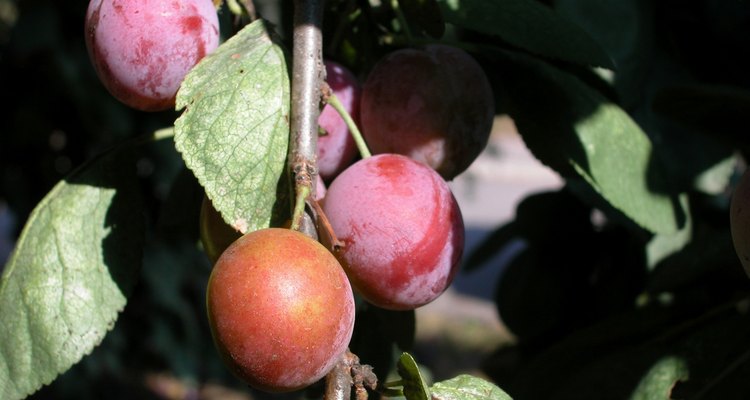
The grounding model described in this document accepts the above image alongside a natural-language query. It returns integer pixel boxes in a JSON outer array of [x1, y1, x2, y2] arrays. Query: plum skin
[[318, 61, 361, 181], [206, 228, 355, 393], [360, 45, 495, 180], [322, 154, 465, 310], [731, 169, 750, 278], [84, 0, 220, 111]]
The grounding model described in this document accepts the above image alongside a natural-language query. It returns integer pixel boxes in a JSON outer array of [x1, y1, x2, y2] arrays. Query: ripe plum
[[85, 0, 220, 111], [318, 61, 361, 181], [206, 228, 355, 392], [322, 154, 464, 310], [360, 45, 494, 180]]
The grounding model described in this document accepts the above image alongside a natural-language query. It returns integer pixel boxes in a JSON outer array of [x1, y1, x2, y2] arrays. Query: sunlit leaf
[[492, 51, 685, 234], [646, 201, 691, 270], [175, 20, 291, 234], [0, 149, 143, 400], [629, 356, 689, 400], [431, 374, 513, 400]]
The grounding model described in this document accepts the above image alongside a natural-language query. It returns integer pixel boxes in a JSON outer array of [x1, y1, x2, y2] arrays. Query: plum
[[318, 61, 361, 181], [85, 0, 220, 111], [322, 154, 464, 310], [360, 45, 494, 180], [206, 228, 355, 392]]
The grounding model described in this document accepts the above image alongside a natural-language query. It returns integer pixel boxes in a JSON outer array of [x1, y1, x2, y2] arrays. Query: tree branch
[[290, 0, 324, 238], [290, 3, 377, 399]]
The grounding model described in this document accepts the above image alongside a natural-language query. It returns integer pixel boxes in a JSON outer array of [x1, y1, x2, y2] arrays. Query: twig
[[239, 0, 257, 20], [308, 198, 345, 250], [290, 3, 376, 399], [290, 0, 324, 239], [324, 350, 378, 400]]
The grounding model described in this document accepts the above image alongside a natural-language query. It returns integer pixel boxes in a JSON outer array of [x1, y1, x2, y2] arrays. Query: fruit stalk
[[290, 0, 324, 238], [323, 86, 371, 158]]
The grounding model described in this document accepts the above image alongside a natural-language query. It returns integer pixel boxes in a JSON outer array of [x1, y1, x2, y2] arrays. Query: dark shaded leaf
[[397, 353, 430, 400], [437, 0, 614, 68], [398, 0, 445, 38], [554, 0, 653, 108], [653, 85, 750, 146]]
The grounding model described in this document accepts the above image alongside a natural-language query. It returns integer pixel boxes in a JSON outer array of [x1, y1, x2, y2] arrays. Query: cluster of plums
[[85, 0, 494, 393]]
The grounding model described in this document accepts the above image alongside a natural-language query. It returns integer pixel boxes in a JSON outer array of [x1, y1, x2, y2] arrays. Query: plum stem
[[323, 83, 372, 158], [289, 184, 310, 231], [308, 198, 345, 250]]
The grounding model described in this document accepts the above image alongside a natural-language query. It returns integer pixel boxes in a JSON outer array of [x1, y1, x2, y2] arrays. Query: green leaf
[[174, 20, 291, 234], [437, 0, 614, 68], [0, 149, 143, 400], [646, 199, 691, 270], [492, 51, 685, 234], [397, 353, 431, 400], [554, 0, 652, 108], [629, 357, 689, 400], [431, 374, 513, 400]]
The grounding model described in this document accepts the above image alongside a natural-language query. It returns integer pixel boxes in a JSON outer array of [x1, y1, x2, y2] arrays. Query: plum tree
[[84, 0, 220, 111], [318, 61, 361, 181], [360, 45, 495, 180], [731, 169, 750, 277], [322, 153, 464, 310], [206, 228, 355, 393]]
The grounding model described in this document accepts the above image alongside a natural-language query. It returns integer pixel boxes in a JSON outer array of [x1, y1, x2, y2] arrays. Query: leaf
[[646, 201, 691, 270], [491, 51, 685, 234], [0, 149, 143, 400], [174, 20, 291, 234], [629, 357, 689, 400], [397, 353, 431, 400], [554, 0, 652, 108], [437, 0, 614, 68], [431, 374, 513, 400], [398, 0, 445, 38], [652, 84, 750, 144]]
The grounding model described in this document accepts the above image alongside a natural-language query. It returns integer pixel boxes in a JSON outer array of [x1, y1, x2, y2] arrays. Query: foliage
[[1, 0, 749, 399], [175, 21, 291, 235]]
